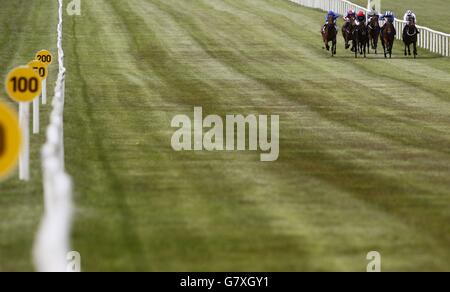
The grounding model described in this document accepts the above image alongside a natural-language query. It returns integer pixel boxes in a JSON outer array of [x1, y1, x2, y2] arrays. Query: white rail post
[[19, 102, 30, 181], [33, 97, 39, 134], [445, 36, 450, 57], [42, 79, 47, 105]]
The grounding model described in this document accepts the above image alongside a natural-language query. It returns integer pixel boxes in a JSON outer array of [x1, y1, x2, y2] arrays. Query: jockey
[[323, 10, 339, 31], [403, 10, 417, 24], [325, 11, 339, 25], [343, 10, 355, 29], [403, 10, 419, 35], [367, 9, 379, 23], [380, 11, 396, 35], [380, 11, 395, 23], [355, 10, 366, 25], [344, 10, 356, 22]]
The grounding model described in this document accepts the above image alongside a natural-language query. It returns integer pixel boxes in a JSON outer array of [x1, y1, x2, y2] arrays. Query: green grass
[[352, 0, 450, 32], [1, 0, 450, 271], [0, 0, 58, 271]]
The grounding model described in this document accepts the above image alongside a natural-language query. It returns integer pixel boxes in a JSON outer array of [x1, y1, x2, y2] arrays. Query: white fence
[[288, 0, 450, 57], [33, 0, 74, 272]]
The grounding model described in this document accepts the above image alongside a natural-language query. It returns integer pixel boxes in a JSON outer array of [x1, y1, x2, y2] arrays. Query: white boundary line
[[33, 0, 74, 272]]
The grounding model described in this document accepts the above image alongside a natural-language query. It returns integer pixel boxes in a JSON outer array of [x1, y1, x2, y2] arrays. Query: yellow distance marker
[[0, 102, 21, 178], [35, 50, 53, 66], [35, 51, 51, 105], [28, 60, 49, 80], [5, 66, 42, 103], [28, 60, 47, 135]]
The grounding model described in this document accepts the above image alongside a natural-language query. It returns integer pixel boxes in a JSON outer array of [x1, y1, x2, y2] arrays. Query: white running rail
[[33, 0, 74, 272], [288, 0, 450, 57]]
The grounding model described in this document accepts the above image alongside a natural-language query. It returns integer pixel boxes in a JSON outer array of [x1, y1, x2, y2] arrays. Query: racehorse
[[381, 21, 395, 58], [322, 15, 337, 56], [342, 18, 355, 50], [403, 17, 419, 58], [368, 15, 381, 54], [352, 20, 369, 58]]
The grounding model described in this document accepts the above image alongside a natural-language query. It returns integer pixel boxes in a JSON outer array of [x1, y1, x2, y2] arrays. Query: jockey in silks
[[355, 10, 366, 25], [403, 10, 419, 30], [380, 11, 396, 35], [323, 10, 339, 32], [343, 9, 356, 29], [403, 10, 417, 25], [367, 9, 379, 24]]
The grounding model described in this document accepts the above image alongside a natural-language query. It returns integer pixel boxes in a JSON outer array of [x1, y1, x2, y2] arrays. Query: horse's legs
[[333, 41, 335, 56], [413, 41, 417, 58], [322, 31, 327, 50], [367, 39, 370, 56], [388, 37, 394, 58], [373, 34, 377, 54], [344, 34, 350, 50], [375, 37, 378, 54], [408, 44, 411, 56], [333, 38, 337, 55], [381, 36, 386, 58], [343, 30, 350, 50], [324, 38, 330, 51], [385, 41, 389, 58], [404, 43, 407, 56]]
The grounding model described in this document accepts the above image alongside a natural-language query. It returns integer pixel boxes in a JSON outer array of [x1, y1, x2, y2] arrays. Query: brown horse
[[403, 18, 419, 58], [368, 15, 381, 54], [381, 21, 395, 58], [353, 21, 369, 58], [322, 15, 337, 56], [342, 17, 355, 50]]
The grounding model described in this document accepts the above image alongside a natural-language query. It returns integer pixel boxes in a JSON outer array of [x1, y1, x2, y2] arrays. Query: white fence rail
[[288, 0, 450, 57], [33, 0, 74, 272]]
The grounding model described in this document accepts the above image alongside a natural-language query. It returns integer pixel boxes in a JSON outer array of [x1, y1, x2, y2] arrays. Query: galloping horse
[[342, 18, 355, 50], [322, 15, 337, 56], [381, 21, 395, 58], [353, 20, 369, 58], [368, 15, 381, 54], [403, 17, 419, 58]]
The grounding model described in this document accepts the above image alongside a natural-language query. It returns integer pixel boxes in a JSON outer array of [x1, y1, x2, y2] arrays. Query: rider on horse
[[403, 10, 417, 25], [355, 11, 366, 25], [322, 11, 339, 55], [323, 10, 339, 31], [403, 10, 419, 33], [367, 9, 379, 23], [380, 11, 396, 36], [343, 9, 356, 28], [342, 10, 355, 50]]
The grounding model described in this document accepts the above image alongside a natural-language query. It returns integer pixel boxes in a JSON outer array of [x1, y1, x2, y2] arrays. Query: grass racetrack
[[352, 0, 450, 31], [0, 0, 449, 271]]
